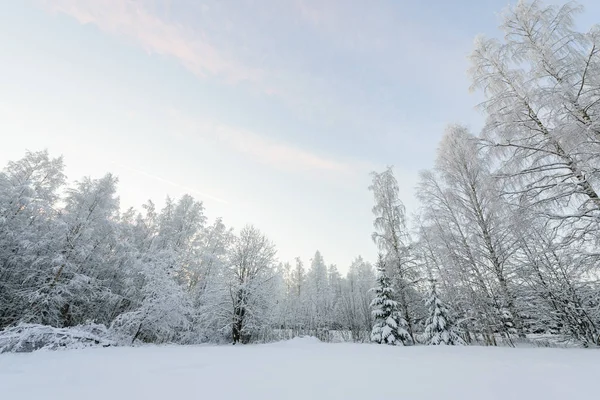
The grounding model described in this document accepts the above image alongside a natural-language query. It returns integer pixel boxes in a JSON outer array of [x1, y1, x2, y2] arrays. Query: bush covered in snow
[[0, 323, 115, 353]]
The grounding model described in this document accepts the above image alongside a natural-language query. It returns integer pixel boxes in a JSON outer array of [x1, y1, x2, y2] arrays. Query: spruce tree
[[424, 280, 464, 345], [370, 255, 410, 345]]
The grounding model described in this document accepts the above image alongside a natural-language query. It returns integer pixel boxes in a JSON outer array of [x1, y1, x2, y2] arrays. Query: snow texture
[[1, 339, 597, 400]]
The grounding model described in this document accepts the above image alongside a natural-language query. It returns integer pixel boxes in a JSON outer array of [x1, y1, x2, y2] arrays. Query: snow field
[[1, 337, 598, 400]]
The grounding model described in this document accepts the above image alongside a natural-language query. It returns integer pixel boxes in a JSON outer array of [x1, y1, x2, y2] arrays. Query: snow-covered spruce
[[370, 256, 410, 345], [424, 281, 464, 345]]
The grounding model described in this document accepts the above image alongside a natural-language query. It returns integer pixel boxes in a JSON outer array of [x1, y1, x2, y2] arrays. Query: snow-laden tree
[[467, 0, 600, 345], [512, 214, 600, 346], [108, 198, 195, 344], [424, 281, 464, 345], [110, 256, 192, 344], [306, 251, 330, 333], [25, 174, 122, 328], [289, 257, 309, 331], [270, 261, 292, 337], [0, 151, 66, 329], [470, 0, 600, 239], [227, 226, 277, 344], [370, 256, 411, 346], [187, 218, 234, 341], [369, 167, 418, 342], [327, 263, 344, 330], [340, 257, 376, 341], [417, 126, 526, 341]]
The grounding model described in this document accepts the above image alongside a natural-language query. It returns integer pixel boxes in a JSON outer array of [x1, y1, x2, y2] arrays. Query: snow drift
[[0, 324, 114, 353]]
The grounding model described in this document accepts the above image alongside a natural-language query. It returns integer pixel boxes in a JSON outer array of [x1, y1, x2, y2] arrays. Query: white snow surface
[[1, 337, 597, 400]]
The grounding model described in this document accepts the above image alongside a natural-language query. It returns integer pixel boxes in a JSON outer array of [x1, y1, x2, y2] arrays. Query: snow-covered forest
[[2, 0, 600, 349]]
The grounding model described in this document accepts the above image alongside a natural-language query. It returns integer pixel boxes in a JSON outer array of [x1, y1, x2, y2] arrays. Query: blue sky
[[1, 0, 598, 270]]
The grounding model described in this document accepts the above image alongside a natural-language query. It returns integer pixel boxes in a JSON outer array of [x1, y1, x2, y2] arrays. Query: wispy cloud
[[109, 159, 231, 205], [214, 124, 351, 173], [42, 0, 470, 169], [167, 109, 368, 175], [43, 0, 261, 84]]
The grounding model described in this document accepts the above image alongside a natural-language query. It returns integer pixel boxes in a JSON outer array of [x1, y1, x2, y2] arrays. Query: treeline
[[0, 150, 376, 343], [2, 0, 600, 347]]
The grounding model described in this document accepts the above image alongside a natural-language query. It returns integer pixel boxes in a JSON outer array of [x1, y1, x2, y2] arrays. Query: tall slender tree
[[369, 167, 418, 342]]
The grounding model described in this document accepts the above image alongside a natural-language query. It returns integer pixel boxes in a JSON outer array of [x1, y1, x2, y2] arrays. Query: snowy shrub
[[0, 323, 115, 353]]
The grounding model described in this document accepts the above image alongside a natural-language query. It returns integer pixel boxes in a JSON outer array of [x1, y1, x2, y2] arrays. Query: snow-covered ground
[[1, 337, 597, 400]]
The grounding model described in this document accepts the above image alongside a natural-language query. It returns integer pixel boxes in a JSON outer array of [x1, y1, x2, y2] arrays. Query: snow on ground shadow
[[0, 338, 598, 400]]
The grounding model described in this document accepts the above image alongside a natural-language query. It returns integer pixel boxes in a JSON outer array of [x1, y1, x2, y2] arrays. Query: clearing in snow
[[0, 337, 597, 400]]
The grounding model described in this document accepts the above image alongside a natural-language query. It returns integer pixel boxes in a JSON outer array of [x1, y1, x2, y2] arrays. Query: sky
[[1, 0, 599, 271]]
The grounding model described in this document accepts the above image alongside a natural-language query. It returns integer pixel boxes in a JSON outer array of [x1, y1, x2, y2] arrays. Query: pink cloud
[[166, 109, 368, 175], [43, 0, 261, 84], [215, 124, 349, 173]]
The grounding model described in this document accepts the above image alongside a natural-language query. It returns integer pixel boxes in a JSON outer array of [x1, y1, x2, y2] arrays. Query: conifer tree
[[370, 256, 410, 345], [424, 280, 464, 345]]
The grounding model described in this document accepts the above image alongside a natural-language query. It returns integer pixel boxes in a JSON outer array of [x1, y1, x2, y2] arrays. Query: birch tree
[[470, 0, 600, 240]]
